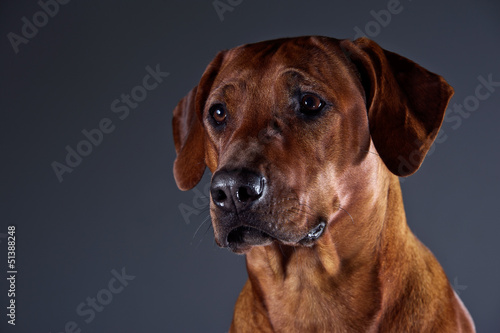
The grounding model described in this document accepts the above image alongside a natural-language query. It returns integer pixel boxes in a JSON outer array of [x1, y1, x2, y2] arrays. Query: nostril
[[236, 186, 250, 202], [211, 169, 265, 210], [214, 189, 227, 202], [236, 180, 264, 203], [211, 188, 231, 209]]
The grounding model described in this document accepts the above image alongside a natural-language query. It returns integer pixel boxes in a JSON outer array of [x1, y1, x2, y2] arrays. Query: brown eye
[[300, 94, 324, 115], [210, 104, 227, 125]]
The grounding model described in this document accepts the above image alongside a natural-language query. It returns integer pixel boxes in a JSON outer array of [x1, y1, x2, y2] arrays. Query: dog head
[[172, 36, 453, 253]]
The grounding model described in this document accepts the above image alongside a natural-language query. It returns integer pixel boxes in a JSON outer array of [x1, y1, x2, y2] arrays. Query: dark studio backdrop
[[1, 0, 499, 332]]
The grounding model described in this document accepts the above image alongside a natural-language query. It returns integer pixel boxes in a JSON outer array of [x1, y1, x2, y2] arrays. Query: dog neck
[[240, 174, 423, 332]]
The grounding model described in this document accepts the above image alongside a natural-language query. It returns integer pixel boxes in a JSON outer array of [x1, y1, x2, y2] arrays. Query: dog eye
[[299, 94, 324, 115], [209, 104, 227, 125]]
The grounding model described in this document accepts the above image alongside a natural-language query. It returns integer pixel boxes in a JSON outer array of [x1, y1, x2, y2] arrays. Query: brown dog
[[172, 36, 475, 332]]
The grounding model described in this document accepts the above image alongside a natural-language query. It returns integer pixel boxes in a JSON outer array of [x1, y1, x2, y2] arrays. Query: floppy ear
[[173, 86, 205, 190], [172, 51, 226, 190], [340, 38, 454, 176]]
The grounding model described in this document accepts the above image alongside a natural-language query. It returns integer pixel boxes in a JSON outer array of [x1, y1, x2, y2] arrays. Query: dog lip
[[307, 222, 326, 239], [223, 221, 327, 252], [227, 226, 274, 251], [299, 221, 326, 245]]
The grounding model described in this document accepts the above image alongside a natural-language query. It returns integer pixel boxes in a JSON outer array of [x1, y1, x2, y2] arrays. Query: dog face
[[173, 36, 453, 253]]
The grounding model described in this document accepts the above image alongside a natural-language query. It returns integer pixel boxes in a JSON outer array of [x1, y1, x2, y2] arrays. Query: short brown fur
[[172, 36, 475, 332]]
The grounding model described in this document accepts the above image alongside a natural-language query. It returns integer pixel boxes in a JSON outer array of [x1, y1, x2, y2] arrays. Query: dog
[[172, 36, 475, 332]]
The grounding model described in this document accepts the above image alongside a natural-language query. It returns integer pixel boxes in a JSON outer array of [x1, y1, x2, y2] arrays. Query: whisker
[[288, 206, 316, 218], [195, 222, 213, 250], [338, 205, 354, 224], [284, 218, 299, 227], [278, 197, 319, 216], [193, 214, 211, 239], [203, 219, 213, 236], [290, 201, 320, 215], [278, 243, 285, 257]]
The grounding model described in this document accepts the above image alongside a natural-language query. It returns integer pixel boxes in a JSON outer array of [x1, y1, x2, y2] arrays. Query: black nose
[[210, 169, 265, 212]]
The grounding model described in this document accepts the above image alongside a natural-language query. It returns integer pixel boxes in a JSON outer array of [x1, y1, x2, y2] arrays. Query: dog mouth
[[225, 222, 327, 253], [227, 226, 274, 252]]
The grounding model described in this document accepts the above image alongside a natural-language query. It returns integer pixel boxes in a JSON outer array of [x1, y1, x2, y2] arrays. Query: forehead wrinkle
[[209, 40, 347, 116], [206, 78, 247, 107], [279, 69, 324, 90]]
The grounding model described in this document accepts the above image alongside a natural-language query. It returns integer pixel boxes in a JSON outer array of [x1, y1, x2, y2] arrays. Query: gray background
[[1, 0, 499, 332]]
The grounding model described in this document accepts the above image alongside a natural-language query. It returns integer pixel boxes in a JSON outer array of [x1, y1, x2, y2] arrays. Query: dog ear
[[173, 51, 226, 190], [172, 86, 205, 190], [340, 38, 454, 176]]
